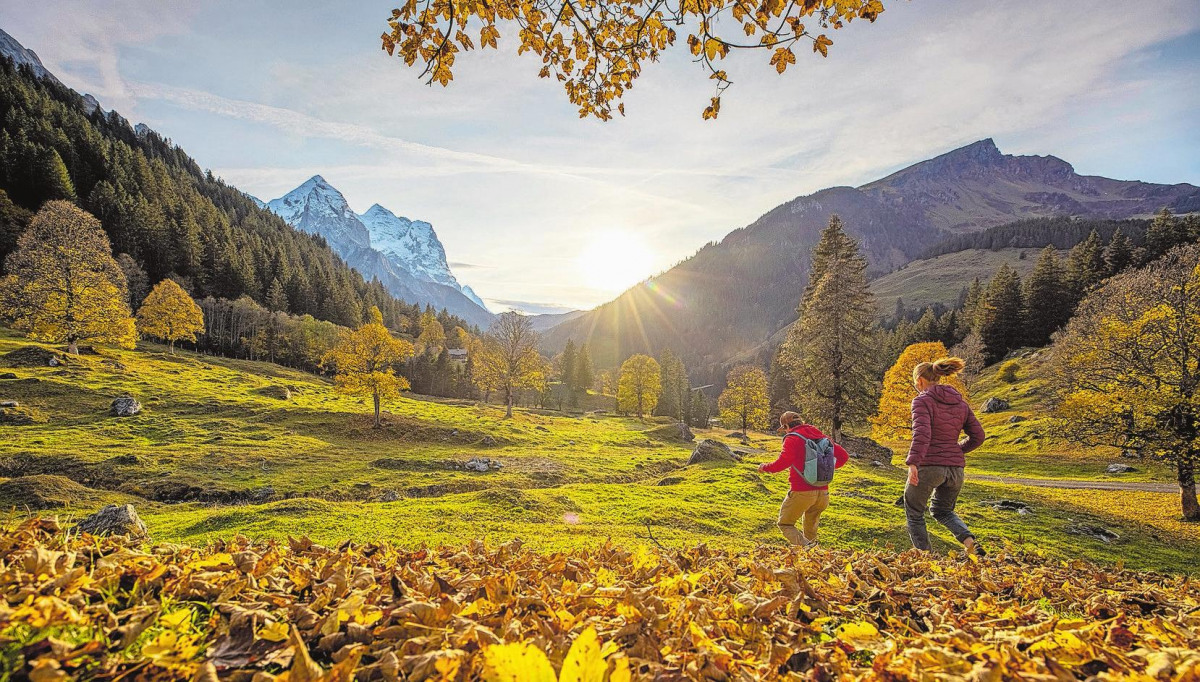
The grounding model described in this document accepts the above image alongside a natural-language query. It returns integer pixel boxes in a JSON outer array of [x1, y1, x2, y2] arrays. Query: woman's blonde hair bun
[[913, 356, 966, 384]]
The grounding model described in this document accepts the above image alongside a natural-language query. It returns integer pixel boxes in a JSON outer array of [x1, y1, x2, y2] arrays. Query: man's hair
[[779, 410, 803, 428]]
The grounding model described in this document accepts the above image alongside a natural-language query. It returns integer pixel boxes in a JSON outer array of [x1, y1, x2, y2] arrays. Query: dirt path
[[971, 475, 1176, 493]]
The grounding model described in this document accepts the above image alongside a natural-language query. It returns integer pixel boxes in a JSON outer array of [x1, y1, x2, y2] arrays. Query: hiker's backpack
[[784, 432, 837, 486]]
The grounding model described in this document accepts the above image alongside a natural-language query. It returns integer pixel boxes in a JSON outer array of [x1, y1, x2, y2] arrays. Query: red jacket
[[906, 385, 986, 467], [760, 424, 850, 491]]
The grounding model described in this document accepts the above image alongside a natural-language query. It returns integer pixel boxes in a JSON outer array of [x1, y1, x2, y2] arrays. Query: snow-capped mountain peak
[[359, 203, 459, 290], [267, 175, 370, 249], [264, 177, 491, 323]]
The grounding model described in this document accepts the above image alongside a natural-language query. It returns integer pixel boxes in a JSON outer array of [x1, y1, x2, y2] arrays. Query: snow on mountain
[[460, 285, 487, 310], [246, 193, 267, 209], [265, 177, 492, 326], [359, 204, 457, 288], [0, 28, 60, 86], [267, 175, 371, 250]]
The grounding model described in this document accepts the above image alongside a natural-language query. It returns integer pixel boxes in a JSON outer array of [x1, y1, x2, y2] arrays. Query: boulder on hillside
[[75, 504, 148, 539], [982, 499, 1033, 514], [687, 439, 741, 466], [656, 476, 685, 486], [0, 372, 17, 379], [254, 385, 292, 400], [464, 457, 502, 472], [980, 397, 1010, 413], [1065, 523, 1119, 543], [840, 435, 894, 463], [110, 396, 142, 417], [381, 489, 402, 502], [1106, 463, 1137, 474], [0, 400, 18, 408], [647, 422, 696, 443], [1008, 415, 1027, 424]]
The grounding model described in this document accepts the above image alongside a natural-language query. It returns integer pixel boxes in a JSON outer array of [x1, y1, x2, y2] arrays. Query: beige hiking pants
[[777, 489, 829, 546]]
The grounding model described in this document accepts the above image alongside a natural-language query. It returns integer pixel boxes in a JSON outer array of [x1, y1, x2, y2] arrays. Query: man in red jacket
[[759, 411, 850, 546]]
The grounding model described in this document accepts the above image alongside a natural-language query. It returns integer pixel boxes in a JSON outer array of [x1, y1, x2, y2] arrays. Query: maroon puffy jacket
[[905, 385, 986, 467]]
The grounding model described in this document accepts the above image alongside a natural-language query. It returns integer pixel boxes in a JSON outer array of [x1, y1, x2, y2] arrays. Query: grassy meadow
[[0, 328, 1194, 573]]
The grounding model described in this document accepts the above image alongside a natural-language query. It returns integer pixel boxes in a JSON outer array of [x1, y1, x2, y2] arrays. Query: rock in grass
[[0, 372, 17, 379], [1106, 463, 1137, 474], [464, 457, 502, 472], [687, 439, 740, 465], [840, 435, 894, 462], [254, 385, 291, 400], [1065, 523, 1119, 543], [656, 476, 685, 486], [381, 490, 401, 502], [75, 504, 148, 539], [0, 400, 17, 408], [1008, 415, 1027, 424], [110, 396, 141, 417], [982, 499, 1033, 514], [980, 397, 1010, 413]]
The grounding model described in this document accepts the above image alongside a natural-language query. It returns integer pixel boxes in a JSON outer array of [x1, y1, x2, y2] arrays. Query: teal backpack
[[784, 432, 837, 486]]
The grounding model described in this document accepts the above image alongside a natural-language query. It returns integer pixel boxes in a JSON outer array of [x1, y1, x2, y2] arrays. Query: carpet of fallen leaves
[[2, 518, 1199, 681]]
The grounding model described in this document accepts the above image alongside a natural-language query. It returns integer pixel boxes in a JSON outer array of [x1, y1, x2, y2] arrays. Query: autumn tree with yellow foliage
[[135, 279, 204, 353], [871, 342, 967, 442], [381, 0, 887, 120], [323, 306, 415, 428], [1049, 244, 1200, 521], [718, 365, 769, 435], [0, 201, 135, 353], [617, 354, 661, 419]]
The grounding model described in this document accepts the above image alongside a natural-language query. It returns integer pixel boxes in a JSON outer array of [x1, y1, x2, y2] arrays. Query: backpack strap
[[783, 431, 810, 477]]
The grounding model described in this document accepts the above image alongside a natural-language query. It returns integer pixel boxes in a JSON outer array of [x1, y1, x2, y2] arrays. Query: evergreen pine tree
[[574, 343, 594, 397], [976, 264, 1024, 363], [560, 339, 578, 402], [654, 348, 681, 419], [38, 148, 76, 203], [1103, 230, 1133, 275], [778, 216, 879, 440], [1144, 208, 1180, 260], [962, 278, 984, 330], [266, 278, 289, 313], [1067, 229, 1107, 294], [1022, 246, 1069, 347]]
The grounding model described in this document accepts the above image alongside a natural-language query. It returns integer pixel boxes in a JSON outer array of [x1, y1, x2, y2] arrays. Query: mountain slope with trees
[[543, 140, 1199, 381], [0, 54, 437, 334]]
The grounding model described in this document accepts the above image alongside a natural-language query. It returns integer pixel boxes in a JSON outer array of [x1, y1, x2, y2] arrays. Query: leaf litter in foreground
[[0, 517, 1198, 680]]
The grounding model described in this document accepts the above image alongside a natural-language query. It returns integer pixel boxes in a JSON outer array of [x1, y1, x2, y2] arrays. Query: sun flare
[[579, 231, 654, 294]]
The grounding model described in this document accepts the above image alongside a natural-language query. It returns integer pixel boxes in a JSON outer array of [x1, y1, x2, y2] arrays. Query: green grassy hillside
[[870, 248, 1063, 312], [0, 328, 1195, 572]]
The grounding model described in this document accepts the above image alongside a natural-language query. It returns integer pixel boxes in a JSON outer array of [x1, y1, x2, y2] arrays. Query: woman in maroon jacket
[[759, 411, 850, 546], [904, 357, 987, 555]]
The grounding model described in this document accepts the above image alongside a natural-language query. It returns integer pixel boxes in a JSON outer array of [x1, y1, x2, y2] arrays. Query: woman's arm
[[961, 407, 986, 454], [905, 398, 932, 466]]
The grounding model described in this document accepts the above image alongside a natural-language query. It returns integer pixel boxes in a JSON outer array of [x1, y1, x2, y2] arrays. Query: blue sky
[[2, 0, 1198, 313]]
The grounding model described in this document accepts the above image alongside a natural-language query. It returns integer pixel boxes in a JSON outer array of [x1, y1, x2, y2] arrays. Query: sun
[[579, 231, 654, 294]]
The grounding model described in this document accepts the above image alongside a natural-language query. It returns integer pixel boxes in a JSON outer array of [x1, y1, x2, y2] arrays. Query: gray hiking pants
[[904, 465, 974, 551]]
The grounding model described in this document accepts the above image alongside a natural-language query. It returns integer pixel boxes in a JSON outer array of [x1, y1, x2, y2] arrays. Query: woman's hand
[[907, 465, 920, 486], [758, 463, 769, 473]]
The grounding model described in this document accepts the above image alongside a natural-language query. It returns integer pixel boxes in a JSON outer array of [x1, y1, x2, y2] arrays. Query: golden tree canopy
[[617, 353, 661, 418], [323, 306, 416, 427], [870, 341, 967, 443], [1048, 245, 1200, 520], [381, 0, 887, 120], [0, 200, 135, 353], [135, 279, 204, 352], [718, 364, 769, 434]]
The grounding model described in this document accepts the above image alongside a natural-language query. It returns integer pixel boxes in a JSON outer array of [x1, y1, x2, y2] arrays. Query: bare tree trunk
[[1179, 454, 1200, 521], [373, 391, 382, 428], [505, 386, 513, 418], [68, 338, 78, 355]]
